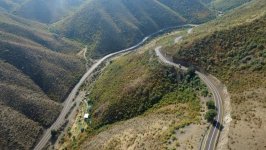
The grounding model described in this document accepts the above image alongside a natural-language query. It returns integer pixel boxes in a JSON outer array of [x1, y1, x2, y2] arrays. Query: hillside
[[88, 51, 206, 128], [159, 0, 213, 23], [0, 61, 62, 150], [205, 0, 252, 11], [0, 0, 263, 149], [163, 0, 266, 149], [0, 11, 85, 150], [56, 36, 211, 149], [53, 0, 214, 58], [0, 0, 86, 23], [0, 11, 83, 54], [0, 11, 85, 101]]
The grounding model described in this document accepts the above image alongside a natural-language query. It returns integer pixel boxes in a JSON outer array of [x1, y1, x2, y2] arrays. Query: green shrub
[[205, 109, 217, 122], [201, 89, 209, 97], [186, 66, 196, 78], [206, 100, 216, 109]]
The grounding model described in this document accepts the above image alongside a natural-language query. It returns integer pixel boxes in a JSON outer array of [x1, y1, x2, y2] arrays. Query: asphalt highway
[[155, 46, 223, 150]]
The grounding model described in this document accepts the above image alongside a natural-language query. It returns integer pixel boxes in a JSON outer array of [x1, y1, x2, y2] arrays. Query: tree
[[205, 109, 217, 122], [186, 66, 196, 78], [206, 100, 216, 109]]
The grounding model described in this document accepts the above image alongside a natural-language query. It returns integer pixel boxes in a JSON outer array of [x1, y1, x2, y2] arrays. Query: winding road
[[34, 35, 150, 150], [34, 24, 197, 150], [155, 47, 223, 150], [155, 27, 223, 150]]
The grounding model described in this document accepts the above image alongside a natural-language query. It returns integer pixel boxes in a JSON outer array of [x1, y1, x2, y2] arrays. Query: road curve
[[34, 24, 197, 150], [155, 47, 223, 150], [34, 34, 149, 150]]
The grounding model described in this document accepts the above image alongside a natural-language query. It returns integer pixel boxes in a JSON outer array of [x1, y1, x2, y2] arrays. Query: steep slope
[[0, 11, 82, 54], [163, 0, 266, 149], [0, 12, 85, 150], [0, 39, 84, 102], [53, 0, 214, 58], [0, 61, 61, 150], [0, 11, 85, 101], [10, 0, 85, 23]]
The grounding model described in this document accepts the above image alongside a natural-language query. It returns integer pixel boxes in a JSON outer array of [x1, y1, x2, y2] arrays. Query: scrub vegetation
[[0, 8, 85, 150], [164, 0, 266, 149], [88, 49, 209, 128], [58, 39, 210, 149], [0, 0, 261, 149]]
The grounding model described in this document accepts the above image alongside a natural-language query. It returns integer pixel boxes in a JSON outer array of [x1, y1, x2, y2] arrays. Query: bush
[[206, 100, 216, 109], [187, 66, 196, 77], [201, 89, 209, 97], [205, 109, 217, 122]]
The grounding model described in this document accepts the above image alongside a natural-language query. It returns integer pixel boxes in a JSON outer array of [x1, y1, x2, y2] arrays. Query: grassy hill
[[57, 37, 210, 149], [163, 0, 266, 149], [89, 50, 207, 128], [53, 0, 214, 58], [0, 12, 85, 150]]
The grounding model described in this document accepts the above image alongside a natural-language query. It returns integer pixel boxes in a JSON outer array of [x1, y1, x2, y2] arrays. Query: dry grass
[[80, 102, 204, 150], [228, 87, 266, 150]]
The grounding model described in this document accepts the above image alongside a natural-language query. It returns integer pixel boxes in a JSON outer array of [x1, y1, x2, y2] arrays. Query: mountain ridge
[[53, 0, 215, 58]]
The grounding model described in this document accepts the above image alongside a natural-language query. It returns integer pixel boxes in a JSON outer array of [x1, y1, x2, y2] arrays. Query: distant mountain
[[0, 0, 250, 60], [0, 11, 85, 150], [53, 0, 215, 58], [0, 0, 86, 23]]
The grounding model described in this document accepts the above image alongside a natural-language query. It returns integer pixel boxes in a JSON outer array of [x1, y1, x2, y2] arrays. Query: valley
[[52, 0, 215, 58], [0, 0, 265, 150], [54, 23, 228, 150], [36, 24, 199, 150]]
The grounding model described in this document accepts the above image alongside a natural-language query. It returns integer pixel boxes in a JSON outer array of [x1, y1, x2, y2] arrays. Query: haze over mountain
[[0, 0, 85, 23]]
